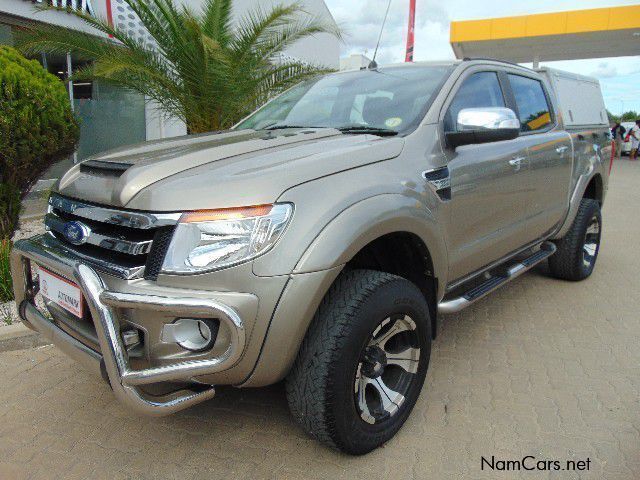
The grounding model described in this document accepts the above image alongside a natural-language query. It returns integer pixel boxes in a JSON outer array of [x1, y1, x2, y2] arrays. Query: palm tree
[[18, 0, 340, 133]]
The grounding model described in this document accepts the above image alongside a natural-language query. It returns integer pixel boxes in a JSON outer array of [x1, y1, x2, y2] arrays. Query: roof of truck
[[338, 58, 536, 74]]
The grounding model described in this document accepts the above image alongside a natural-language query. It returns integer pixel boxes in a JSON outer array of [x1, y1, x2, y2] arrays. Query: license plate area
[[38, 267, 84, 318]]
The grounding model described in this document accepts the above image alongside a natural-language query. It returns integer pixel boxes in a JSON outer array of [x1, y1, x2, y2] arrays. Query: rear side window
[[508, 74, 552, 132], [445, 72, 505, 132]]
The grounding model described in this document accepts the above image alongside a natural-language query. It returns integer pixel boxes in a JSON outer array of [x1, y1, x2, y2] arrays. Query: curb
[[0, 323, 35, 342]]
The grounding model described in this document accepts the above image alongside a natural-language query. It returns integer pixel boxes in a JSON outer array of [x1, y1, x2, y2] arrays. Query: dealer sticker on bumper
[[38, 268, 84, 318]]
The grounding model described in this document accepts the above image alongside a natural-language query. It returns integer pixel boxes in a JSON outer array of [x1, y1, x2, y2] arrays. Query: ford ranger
[[11, 59, 610, 454]]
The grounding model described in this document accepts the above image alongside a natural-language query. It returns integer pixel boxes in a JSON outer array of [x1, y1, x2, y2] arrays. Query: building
[[340, 53, 372, 71], [0, 0, 339, 162]]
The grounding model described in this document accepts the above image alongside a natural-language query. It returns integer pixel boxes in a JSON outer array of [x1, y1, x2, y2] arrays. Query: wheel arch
[[553, 170, 605, 240], [583, 173, 603, 205], [343, 231, 439, 339], [293, 194, 448, 296]]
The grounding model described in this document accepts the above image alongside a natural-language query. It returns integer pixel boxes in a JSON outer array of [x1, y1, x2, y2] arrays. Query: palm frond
[[230, 3, 300, 63], [201, 0, 233, 46]]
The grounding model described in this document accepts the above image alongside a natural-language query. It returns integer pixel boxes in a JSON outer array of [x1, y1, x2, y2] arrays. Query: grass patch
[[0, 239, 13, 303]]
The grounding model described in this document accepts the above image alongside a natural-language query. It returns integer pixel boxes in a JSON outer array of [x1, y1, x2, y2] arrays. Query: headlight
[[161, 203, 293, 274]]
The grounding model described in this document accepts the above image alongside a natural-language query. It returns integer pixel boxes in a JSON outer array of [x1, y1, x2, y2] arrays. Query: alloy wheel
[[582, 215, 601, 270], [354, 314, 421, 424]]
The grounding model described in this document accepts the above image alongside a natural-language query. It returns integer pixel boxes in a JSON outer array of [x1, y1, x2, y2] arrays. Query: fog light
[[161, 318, 220, 352]]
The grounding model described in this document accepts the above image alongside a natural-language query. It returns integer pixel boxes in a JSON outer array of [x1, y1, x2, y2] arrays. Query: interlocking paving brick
[[1, 160, 639, 479]]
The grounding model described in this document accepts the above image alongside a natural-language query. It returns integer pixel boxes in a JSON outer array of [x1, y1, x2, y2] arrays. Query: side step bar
[[438, 241, 556, 314]]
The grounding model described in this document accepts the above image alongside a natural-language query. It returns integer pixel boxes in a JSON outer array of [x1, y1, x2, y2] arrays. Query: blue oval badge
[[63, 221, 91, 245]]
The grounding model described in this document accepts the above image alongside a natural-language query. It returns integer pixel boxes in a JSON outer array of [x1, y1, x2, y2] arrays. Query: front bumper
[[11, 235, 247, 416]]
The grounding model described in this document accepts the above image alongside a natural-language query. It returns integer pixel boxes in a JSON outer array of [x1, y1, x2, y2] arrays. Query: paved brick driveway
[[1, 160, 639, 480]]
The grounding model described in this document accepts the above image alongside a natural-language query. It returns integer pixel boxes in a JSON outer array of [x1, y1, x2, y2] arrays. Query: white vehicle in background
[[621, 122, 636, 155]]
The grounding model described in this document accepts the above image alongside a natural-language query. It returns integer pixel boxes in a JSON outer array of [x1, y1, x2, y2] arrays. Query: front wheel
[[549, 198, 602, 281], [286, 269, 431, 455]]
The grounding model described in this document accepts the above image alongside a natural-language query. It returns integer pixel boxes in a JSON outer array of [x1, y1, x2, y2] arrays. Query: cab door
[[442, 69, 531, 281]]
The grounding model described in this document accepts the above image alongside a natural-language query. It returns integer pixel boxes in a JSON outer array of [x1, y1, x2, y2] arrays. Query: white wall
[[225, 0, 339, 69], [145, 101, 187, 141]]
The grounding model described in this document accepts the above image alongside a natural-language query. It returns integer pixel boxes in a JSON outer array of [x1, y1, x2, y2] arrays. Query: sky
[[323, 0, 640, 115]]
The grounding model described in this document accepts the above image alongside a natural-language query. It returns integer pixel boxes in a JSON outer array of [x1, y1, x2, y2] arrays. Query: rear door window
[[508, 74, 552, 132]]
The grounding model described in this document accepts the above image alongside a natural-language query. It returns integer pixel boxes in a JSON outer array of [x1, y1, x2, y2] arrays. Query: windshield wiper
[[264, 124, 317, 131], [337, 125, 399, 137]]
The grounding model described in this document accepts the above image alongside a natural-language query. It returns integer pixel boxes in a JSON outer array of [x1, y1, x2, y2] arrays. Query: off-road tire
[[549, 198, 602, 281], [285, 269, 431, 455]]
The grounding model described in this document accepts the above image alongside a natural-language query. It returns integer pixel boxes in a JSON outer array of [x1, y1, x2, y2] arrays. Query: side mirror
[[446, 107, 520, 148]]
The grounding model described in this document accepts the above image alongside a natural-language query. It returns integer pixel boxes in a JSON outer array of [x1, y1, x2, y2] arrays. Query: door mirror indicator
[[446, 107, 520, 148]]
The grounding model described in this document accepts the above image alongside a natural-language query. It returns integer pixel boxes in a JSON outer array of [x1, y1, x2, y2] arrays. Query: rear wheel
[[286, 269, 431, 455], [549, 198, 602, 281]]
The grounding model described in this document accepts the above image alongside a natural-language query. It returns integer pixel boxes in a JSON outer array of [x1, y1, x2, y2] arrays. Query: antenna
[[369, 0, 392, 69]]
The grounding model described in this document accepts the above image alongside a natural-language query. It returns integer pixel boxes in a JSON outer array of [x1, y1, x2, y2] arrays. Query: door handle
[[556, 146, 569, 155], [509, 157, 525, 171]]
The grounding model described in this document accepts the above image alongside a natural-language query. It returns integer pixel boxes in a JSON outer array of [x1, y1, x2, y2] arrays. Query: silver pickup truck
[[12, 59, 610, 454]]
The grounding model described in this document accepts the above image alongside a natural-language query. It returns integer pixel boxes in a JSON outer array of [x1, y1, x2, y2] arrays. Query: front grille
[[46, 194, 180, 279]]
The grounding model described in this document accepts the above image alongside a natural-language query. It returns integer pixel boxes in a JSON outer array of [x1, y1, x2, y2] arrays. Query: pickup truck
[[11, 59, 610, 455]]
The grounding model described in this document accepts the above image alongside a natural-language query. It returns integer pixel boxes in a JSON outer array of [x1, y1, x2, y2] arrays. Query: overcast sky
[[324, 0, 640, 115]]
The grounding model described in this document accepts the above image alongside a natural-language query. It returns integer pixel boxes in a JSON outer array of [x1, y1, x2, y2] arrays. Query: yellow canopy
[[450, 5, 640, 64]]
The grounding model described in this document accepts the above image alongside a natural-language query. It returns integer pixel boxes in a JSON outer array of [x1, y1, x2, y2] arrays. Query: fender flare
[[293, 193, 448, 297], [553, 167, 605, 240]]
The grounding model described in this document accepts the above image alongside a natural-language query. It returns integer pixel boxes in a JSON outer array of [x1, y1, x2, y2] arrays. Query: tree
[[18, 0, 340, 133], [0, 45, 79, 239], [621, 111, 639, 122]]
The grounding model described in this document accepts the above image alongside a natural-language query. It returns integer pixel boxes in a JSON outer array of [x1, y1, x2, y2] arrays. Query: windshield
[[236, 65, 452, 134]]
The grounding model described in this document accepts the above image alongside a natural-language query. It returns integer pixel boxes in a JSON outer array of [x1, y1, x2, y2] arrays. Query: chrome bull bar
[[11, 235, 246, 416]]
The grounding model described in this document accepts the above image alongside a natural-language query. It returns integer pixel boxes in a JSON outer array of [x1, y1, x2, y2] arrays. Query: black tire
[[285, 269, 431, 455], [549, 198, 602, 281]]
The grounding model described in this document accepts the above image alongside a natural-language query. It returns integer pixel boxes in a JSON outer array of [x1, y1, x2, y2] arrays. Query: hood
[[56, 128, 404, 211]]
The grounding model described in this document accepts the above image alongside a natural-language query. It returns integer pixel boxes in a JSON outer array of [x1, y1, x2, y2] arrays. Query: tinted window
[[508, 74, 552, 132], [445, 72, 505, 132]]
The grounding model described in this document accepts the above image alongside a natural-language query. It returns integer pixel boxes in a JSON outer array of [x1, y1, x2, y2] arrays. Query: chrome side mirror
[[457, 107, 520, 131], [447, 107, 521, 148]]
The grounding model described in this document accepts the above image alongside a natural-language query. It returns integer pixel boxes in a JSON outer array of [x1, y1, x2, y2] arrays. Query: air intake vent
[[80, 160, 133, 177], [144, 227, 176, 281], [423, 167, 451, 201]]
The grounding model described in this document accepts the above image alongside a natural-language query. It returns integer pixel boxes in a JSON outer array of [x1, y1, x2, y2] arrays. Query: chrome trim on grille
[[39, 233, 145, 280], [49, 193, 181, 229], [46, 194, 181, 279], [45, 214, 153, 256]]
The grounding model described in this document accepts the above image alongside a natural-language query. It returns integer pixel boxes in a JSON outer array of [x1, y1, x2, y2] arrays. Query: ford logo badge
[[63, 221, 91, 245]]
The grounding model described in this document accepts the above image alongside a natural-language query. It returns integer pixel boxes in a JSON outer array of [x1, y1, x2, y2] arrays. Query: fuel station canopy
[[450, 5, 640, 65]]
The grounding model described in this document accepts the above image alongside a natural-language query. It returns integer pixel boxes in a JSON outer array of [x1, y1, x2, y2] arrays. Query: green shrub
[[0, 183, 21, 240], [0, 239, 12, 303], [0, 45, 79, 238]]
